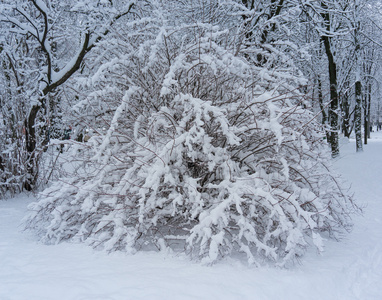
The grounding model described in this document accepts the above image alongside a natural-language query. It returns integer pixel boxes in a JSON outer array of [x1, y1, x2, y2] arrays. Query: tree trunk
[[355, 80, 363, 152], [23, 104, 41, 191], [363, 105, 368, 145], [367, 83, 371, 139], [340, 82, 352, 138], [320, 1, 339, 157], [377, 100, 380, 131], [317, 77, 330, 141], [363, 90, 369, 145], [321, 35, 339, 157]]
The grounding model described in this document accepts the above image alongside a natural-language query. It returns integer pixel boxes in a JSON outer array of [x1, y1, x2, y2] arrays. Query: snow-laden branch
[[44, 32, 90, 95], [2, 1, 136, 96], [43, 1, 135, 95], [31, 0, 52, 84]]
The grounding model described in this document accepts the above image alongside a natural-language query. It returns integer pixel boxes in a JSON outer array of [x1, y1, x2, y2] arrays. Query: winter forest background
[[0, 0, 381, 267]]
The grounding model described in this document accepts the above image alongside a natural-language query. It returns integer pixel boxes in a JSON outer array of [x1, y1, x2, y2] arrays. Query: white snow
[[1, 133, 382, 300]]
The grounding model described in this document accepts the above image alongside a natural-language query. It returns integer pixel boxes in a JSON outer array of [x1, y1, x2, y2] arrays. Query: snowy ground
[[1, 134, 382, 300]]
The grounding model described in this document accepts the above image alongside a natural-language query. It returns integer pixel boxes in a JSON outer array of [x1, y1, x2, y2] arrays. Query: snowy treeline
[[0, 0, 373, 264]]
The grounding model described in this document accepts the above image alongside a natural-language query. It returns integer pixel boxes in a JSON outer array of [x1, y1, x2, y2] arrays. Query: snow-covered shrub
[[0, 88, 29, 197], [0, 132, 25, 198], [25, 2, 356, 266]]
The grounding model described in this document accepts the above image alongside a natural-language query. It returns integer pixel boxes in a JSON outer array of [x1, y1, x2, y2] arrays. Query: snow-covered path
[[1, 135, 382, 300]]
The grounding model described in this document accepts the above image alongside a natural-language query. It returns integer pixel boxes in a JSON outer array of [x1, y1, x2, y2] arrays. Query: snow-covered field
[[1, 134, 382, 300]]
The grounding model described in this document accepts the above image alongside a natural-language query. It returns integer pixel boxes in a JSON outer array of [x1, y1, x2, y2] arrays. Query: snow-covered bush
[[0, 123, 25, 197], [0, 76, 30, 197], [25, 2, 356, 266]]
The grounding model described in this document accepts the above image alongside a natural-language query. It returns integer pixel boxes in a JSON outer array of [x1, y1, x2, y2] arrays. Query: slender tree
[[319, 1, 340, 157]]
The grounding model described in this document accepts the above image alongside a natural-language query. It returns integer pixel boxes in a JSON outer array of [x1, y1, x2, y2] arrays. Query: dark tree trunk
[[320, 3, 339, 157], [355, 80, 363, 152], [340, 82, 352, 138], [321, 34, 339, 157], [317, 77, 330, 141], [23, 105, 41, 191], [367, 83, 371, 139], [363, 82, 372, 144], [364, 96, 368, 145]]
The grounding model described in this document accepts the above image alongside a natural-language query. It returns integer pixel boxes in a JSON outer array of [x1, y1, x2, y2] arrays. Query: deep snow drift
[[1, 134, 382, 300]]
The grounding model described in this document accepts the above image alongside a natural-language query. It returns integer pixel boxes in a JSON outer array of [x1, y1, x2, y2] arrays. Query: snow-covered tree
[[0, 0, 135, 193], [25, 1, 357, 266]]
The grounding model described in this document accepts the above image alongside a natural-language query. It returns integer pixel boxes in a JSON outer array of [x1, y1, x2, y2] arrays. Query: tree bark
[[317, 76, 330, 141], [320, 2, 339, 157], [340, 82, 352, 138], [321, 34, 339, 157], [23, 105, 41, 190], [355, 80, 363, 152]]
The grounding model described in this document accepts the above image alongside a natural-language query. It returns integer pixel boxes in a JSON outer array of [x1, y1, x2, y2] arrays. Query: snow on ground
[[1, 133, 382, 300]]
